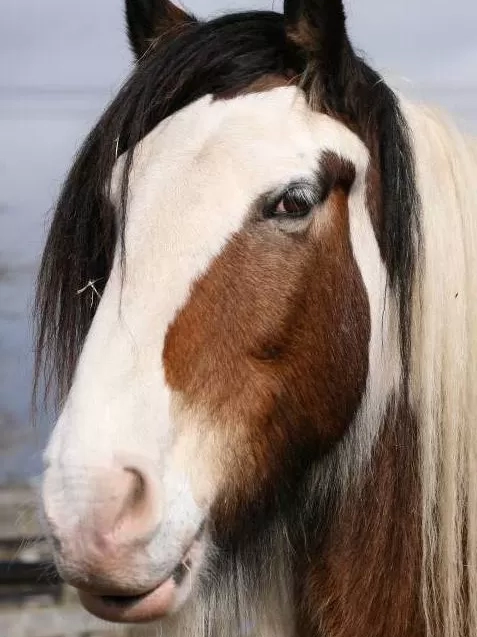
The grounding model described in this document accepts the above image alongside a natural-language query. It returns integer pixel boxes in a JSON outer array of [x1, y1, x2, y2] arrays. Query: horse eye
[[267, 185, 318, 220]]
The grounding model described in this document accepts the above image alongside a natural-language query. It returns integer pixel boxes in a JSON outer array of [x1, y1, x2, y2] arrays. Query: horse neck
[[295, 399, 425, 637]]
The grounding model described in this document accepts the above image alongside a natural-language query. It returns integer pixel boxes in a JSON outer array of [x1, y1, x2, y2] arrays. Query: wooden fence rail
[[0, 560, 61, 586]]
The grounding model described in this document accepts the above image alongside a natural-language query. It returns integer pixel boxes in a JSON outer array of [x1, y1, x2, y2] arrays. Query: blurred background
[[0, 0, 475, 633]]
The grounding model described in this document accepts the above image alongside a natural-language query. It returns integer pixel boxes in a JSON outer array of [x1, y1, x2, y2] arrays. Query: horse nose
[[43, 462, 162, 591]]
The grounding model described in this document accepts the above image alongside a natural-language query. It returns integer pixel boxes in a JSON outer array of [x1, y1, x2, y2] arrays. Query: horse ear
[[283, 0, 353, 109], [125, 0, 196, 60]]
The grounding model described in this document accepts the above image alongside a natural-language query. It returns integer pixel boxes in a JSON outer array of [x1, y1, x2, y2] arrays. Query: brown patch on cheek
[[163, 155, 370, 518]]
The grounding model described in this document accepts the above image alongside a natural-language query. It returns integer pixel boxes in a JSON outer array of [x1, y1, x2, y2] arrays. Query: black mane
[[34, 9, 418, 407]]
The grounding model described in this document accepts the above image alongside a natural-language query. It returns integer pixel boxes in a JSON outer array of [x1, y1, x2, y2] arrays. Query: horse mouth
[[79, 527, 205, 623]]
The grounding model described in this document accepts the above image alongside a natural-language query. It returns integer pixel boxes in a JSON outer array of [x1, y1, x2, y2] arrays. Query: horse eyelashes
[[264, 182, 321, 220]]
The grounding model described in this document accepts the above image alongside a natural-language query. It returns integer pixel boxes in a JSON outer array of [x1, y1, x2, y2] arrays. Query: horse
[[34, 0, 477, 636]]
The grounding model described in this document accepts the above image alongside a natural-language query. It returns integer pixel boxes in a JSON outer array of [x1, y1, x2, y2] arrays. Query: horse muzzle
[[41, 460, 207, 622]]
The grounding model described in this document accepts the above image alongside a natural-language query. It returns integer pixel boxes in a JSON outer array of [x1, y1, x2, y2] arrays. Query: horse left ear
[[283, 0, 354, 110], [125, 0, 196, 60]]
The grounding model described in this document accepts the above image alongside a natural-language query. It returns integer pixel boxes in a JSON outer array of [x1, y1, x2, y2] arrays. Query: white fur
[[343, 157, 402, 486]]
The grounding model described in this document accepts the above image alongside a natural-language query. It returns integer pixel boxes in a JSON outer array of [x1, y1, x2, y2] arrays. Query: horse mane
[[404, 101, 477, 637], [33, 8, 477, 637]]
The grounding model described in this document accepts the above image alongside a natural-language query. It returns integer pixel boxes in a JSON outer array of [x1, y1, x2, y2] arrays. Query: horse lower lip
[[80, 578, 177, 622], [98, 551, 192, 606], [79, 531, 205, 622], [100, 591, 150, 607]]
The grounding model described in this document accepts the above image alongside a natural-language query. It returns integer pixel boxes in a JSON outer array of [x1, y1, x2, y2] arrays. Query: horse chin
[[78, 535, 206, 624]]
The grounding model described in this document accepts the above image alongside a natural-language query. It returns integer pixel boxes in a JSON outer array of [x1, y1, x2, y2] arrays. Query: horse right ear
[[283, 0, 354, 111], [125, 0, 196, 60]]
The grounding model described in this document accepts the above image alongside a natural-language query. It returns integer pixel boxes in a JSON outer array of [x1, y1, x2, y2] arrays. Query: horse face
[[42, 87, 378, 622]]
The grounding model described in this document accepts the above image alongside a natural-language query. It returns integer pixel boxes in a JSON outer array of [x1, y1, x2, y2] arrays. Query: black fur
[[125, 0, 196, 59], [284, 0, 348, 79]]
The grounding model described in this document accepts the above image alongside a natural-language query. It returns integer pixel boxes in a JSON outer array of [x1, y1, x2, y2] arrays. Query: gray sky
[[2, 0, 477, 90]]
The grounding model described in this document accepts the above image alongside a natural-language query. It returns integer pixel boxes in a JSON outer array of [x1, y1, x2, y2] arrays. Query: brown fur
[[295, 401, 424, 637], [163, 154, 370, 531]]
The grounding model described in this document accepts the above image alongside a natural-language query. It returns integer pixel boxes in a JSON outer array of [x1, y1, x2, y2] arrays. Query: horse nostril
[[113, 468, 157, 539], [110, 468, 144, 527], [120, 468, 147, 518], [92, 463, 161, 545]]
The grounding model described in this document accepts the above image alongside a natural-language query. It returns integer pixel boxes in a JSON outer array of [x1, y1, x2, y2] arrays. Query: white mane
[[404, 100, 477, 637]]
